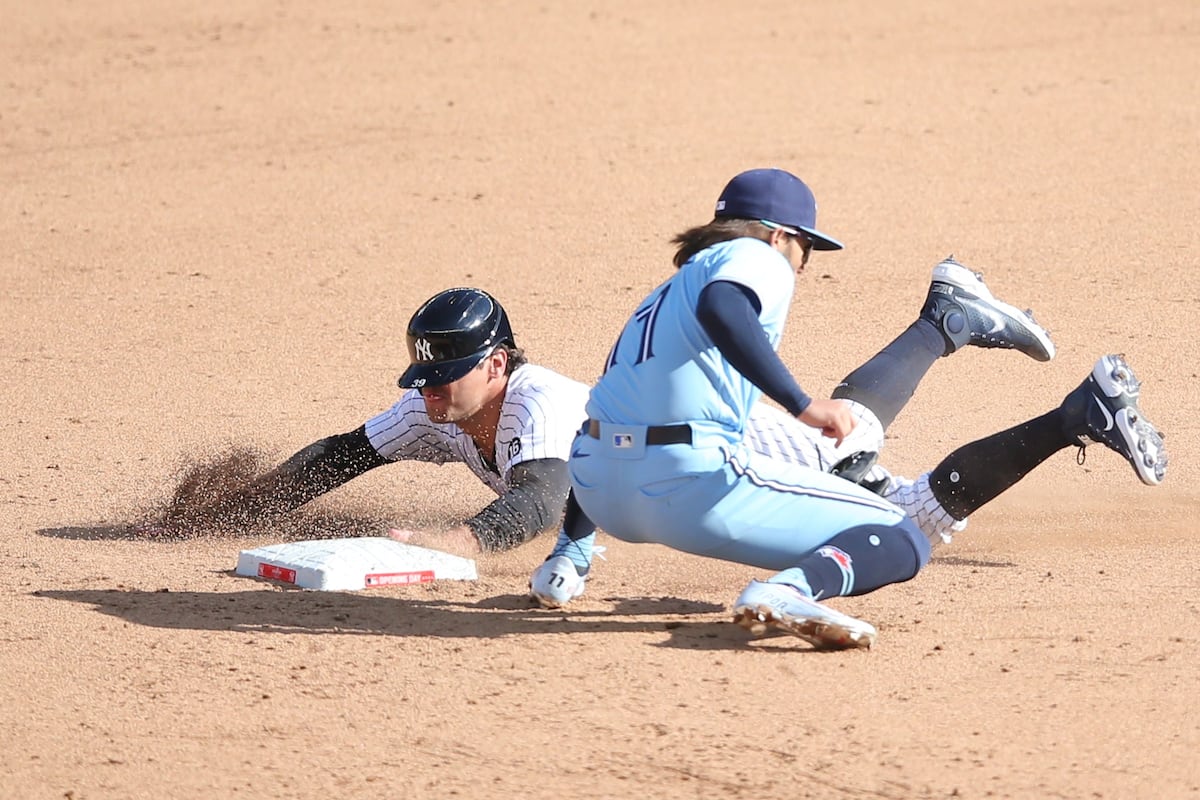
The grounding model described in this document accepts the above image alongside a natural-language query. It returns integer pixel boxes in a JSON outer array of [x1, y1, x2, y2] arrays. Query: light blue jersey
[[569, 235, 915, 572], [586, 238, 794, 445]]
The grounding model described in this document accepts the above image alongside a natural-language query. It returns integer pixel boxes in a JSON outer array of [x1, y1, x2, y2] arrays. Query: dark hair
[[671, 218, 774, 269], [499, 344, 527, 376]]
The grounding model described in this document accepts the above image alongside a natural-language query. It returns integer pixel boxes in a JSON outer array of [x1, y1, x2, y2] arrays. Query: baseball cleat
[[732, 580, 876, 650], [1060, 354, 1167, 486], [922, 256, 1056, 362], [529, 555, 588, 608]]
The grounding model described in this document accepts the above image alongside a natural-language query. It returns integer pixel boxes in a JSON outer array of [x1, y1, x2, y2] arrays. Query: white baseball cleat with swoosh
[[922, 256, 1056, 362], [1061, 354, 1168, 486]]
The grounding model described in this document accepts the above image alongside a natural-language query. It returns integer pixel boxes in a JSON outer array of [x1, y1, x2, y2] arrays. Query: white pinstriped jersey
[[745, 401, 884, 473], [744, 401, 966, 544], [363, 364, 590, 496]]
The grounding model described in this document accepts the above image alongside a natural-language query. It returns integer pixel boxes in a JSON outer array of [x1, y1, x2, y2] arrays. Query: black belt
[[585, 419, 692, 446]]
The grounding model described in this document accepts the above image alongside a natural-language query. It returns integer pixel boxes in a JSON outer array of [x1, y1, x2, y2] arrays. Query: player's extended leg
[[829, 352, 1168, 553], [830, 256, 1055, 431], [747, 255, 1055, 480], [928, 353, 1167, 523], [739, 257, 1058, 547], [730, 355, 1167, 650]]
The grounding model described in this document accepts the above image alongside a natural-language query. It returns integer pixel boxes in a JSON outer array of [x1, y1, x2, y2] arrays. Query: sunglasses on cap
[[759, 219, 814, 247]]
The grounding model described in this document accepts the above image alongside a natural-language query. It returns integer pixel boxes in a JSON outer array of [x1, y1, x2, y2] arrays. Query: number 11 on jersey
[[604, 285, 672, 373]]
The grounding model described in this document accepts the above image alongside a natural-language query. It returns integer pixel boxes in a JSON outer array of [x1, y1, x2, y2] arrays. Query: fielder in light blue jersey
[[530, 167, 1168, 650], [580, 234, 908, 562], [560, 169, 920, 649]]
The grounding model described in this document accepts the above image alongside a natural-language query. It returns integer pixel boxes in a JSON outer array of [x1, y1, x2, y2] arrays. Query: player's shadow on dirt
[[37, 509, 394, 543], [933, 555, 1018, 569], [37, 524, 142, 541], [33, 587, 757, 648], [37, 503, 408, 544]]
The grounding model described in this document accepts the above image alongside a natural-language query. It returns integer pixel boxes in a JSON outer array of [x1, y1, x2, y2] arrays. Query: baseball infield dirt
[[3, 2, 1197, 798]]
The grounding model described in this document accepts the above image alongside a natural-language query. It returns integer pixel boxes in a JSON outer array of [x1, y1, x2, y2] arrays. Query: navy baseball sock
[[831, 319, 945, 429], [770, 519, 931, 600], [929, 410, 1073, 519]]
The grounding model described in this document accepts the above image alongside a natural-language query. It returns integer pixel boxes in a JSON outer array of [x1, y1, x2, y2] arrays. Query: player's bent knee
[[896, 516, 933, 570], [818, 519, 931, 596]]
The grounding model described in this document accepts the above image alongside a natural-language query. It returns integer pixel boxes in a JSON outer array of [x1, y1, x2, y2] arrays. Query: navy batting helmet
[[397, 288, 516, 388]]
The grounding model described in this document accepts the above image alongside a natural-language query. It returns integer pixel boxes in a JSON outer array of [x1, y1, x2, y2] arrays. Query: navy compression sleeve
[[237, 426, 388, 519], [696, 280, 812, 416], [465, 458, 572, 552]]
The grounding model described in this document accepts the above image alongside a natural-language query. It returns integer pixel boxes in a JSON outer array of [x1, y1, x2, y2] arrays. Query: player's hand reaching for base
[[797, 398, 856, 447], [388, 526, 484, 557]]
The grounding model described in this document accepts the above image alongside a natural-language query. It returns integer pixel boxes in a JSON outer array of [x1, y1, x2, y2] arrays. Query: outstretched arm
[[232, 425, 388, 522]]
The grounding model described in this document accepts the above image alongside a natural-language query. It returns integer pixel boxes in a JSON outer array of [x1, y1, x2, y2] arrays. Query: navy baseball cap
[[714, 168, 844, 251]]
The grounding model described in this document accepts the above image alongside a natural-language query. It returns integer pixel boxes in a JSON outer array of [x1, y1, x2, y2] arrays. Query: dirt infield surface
[[3, 2, 1198, 798]]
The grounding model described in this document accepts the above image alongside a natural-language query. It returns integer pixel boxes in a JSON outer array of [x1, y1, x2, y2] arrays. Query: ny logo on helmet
[[414, 338, 434, 361]]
